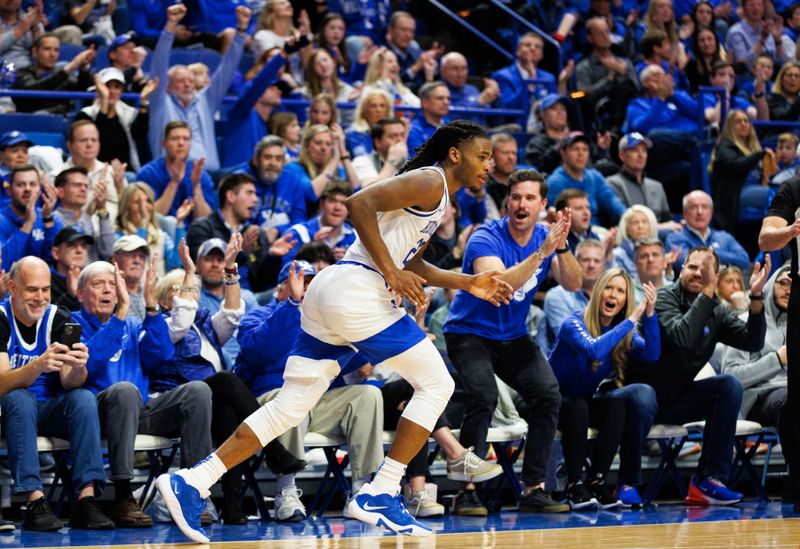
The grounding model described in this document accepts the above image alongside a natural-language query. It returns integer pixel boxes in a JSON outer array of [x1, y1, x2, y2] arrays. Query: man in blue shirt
[[439, 52, 500, 127], [701, 61, 757, 124], [279, 179, 356, 267], [0, 164, 62, 271], [665, 190, 750, 273], [546, 132, 626, 227], [444, 170, 582, 513], [407, 81, 450, 156], [492, 32, 557, 121], [384, 11, 438, 90], [136, 121, 217, 219]]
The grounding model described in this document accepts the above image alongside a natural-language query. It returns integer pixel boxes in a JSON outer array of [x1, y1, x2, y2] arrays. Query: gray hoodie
[[721, 265, 789, 418]]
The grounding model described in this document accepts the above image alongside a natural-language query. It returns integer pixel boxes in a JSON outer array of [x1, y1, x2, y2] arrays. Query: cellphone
[[60, 323, 83, 348]]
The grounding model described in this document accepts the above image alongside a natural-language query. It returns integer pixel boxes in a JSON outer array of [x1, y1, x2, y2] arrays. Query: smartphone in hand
[[60, 322, 83, 349]]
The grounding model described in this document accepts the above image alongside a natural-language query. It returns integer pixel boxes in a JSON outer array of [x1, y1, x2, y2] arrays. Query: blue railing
[[425, 0, 513, 61], [486, 0, 563, 73]]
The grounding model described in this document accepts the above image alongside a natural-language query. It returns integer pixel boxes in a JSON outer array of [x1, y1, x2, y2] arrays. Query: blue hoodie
[[0, 205, 62, 270], [72, 308, 175, 402]]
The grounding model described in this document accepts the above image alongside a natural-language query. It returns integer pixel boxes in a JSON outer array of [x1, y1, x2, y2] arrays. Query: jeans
[[98, 380, 212, 480], [657, 374, 743, 481], [445, 332, 560, 486], [595, 383, 659, 486], [0, 388, 106, 495]]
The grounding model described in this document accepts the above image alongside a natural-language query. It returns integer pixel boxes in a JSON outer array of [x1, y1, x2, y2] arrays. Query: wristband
[[749, 293, 763, 300], [224, 264, 238, 276], [223, 272, 241, 285], [556, 246, 570, 254], [42, 216, 54, 223], [341, 154, 351, 160]]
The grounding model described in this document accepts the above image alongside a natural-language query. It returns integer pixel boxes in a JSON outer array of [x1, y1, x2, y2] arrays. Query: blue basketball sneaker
[[615, 484, 643, 508], [346, 483, 433, 536], [156, 472, 210, 543], [685, 476, 742, 506]]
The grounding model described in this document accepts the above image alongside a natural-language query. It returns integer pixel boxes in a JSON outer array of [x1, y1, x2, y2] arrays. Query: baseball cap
[[537, 93, 567, 113], [278, 260, 317, 284], [112, 234, 150, 255], [109, 33, 138, 52], [0, 130, 33, 150], [197, 238, 227, 258], [558, 131, 592, 151], [54, 226, 95, 247], [619, 132, 652, 151], [96, 67, 126, 86]]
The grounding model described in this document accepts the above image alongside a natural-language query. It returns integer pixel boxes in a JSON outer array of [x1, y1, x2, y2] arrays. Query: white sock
[[351, 475, 371, 494], [177, 453, 227, 493], [371, 457, 406, 495], [276, 473, 296, 493]]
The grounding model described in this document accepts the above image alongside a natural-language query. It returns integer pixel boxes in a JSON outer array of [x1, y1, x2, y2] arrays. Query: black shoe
[[590, 480, 621, 510], [453, 490, 488, 516], [0, 511, 13, 533], [69, 496, 115, 530], [23, 497, 63, 531], [264, 440, 307, 475], [519, 487, 570, 513], [566, 481, 597, 510], [221, 493, 248, 525]]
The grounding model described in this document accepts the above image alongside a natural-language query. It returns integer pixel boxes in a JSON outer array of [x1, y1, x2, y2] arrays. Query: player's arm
[[759, 215, 800, 251], [346, 170, 446, 306]]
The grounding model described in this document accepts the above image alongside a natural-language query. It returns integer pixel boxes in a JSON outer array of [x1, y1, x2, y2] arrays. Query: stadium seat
[[101, 435, 178, 509], [58, 43, 85, 63], [170, 47, 222, 73], [303, 432, 349, 517], [641, 424, 690, 506], [0, 113, 69, 150], [480, 423, 530, 511]]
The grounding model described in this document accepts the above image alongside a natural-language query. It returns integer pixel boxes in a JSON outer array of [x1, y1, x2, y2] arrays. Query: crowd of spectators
[[0, 0, 798, 533]]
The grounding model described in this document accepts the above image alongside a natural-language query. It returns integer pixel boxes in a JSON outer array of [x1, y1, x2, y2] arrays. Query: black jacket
[[13, 66, 93, 115], [710, 139, 765, 231], [626, 280, 766, 407]]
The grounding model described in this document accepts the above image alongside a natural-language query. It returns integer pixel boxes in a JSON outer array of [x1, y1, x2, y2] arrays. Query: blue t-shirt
[[444, 218, 552, 340]]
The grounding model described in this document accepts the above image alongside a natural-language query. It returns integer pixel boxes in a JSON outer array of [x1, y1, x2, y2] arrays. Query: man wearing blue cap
[[233, 259, 384, 523], [0, 131, 34, 207], [108, 33, 150, 93]]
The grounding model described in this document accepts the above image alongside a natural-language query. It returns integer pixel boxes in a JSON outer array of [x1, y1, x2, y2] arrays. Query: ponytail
[[398, 120, 489, 174]]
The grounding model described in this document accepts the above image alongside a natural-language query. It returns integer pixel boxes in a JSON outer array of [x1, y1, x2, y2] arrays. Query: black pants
[[203, 371, 260, 495], [749, 386, 800, 498], [787, 286, 800, 500], [381, 379, 449, 479], [558, 395, 626, 484], [445, 332, 560, 486]]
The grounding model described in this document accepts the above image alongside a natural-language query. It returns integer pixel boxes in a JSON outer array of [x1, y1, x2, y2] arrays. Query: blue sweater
[[625, 91, 702, 134], [546, 166, 626, 225], [408, 116, 446, 158], [345, 128, 372, 159], [664, 225, 750, 273], [491, 64, 555, 113], [0, 205, 62, 270], [233, 162, 307, 235], [233, 297, 300, 397], [73, 308, 175, 403], [224, 54, 287, 167], [136, 158, 219, 217], [549, 311, 661, 398]]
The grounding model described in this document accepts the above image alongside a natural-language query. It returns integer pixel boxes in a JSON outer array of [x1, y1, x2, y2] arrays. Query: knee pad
[[244, 356, 341, 446], [382, 339, 455, 432]]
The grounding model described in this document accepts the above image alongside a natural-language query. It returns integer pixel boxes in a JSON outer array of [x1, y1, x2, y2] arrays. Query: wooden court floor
[[2, 502, 799, 549]]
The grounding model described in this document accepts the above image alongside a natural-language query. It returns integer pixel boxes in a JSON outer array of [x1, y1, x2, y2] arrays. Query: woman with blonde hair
[[273, 124, 360, 212], [767, 60, 800, 122], [345, 87, 395, 158], [304, 93, 338, 130], [252, 0, 312, 81], [299, 49, 358, 126], [717, 265, 750, 315], [709, 109, 774, 231], [363, 47, 421, 107], [613, 205, 659, 277], [116, 182, 192, 274], [549, 269, 659, 509]]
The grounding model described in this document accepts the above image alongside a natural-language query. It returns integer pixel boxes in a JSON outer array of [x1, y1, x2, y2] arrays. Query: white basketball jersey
[[344, 166, 450, 272]]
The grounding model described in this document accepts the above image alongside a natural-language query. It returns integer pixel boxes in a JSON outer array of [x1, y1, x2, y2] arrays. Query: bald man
[[439, 51, 500, 127], [0, 257, 113, 531]]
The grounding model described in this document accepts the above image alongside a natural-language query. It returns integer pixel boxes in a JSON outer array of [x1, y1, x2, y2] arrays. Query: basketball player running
[[157, 120, 515, 542]]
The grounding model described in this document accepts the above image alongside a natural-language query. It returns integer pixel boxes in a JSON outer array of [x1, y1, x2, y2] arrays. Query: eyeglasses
[[783, 72, 800, 79], [776, 278, 792, 288]]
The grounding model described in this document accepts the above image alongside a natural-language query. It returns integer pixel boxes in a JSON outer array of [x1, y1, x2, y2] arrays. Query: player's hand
[[386, 269, 427, 308], [468, 270, 513, 307]]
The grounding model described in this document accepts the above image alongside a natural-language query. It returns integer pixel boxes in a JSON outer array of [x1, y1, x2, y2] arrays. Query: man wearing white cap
[[112, 234, 151, 321], [77, 66, 157, 172]]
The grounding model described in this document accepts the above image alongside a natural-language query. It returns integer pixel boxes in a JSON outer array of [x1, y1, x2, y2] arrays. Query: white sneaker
[[447, 447, 503, 483], [342, 492, 355, 519], [407, 490, 445, 518], [274, 487, 306, 522]]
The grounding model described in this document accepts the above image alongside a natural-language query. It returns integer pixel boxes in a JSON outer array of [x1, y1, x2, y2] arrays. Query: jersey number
[[403, 238, 426, 266]]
